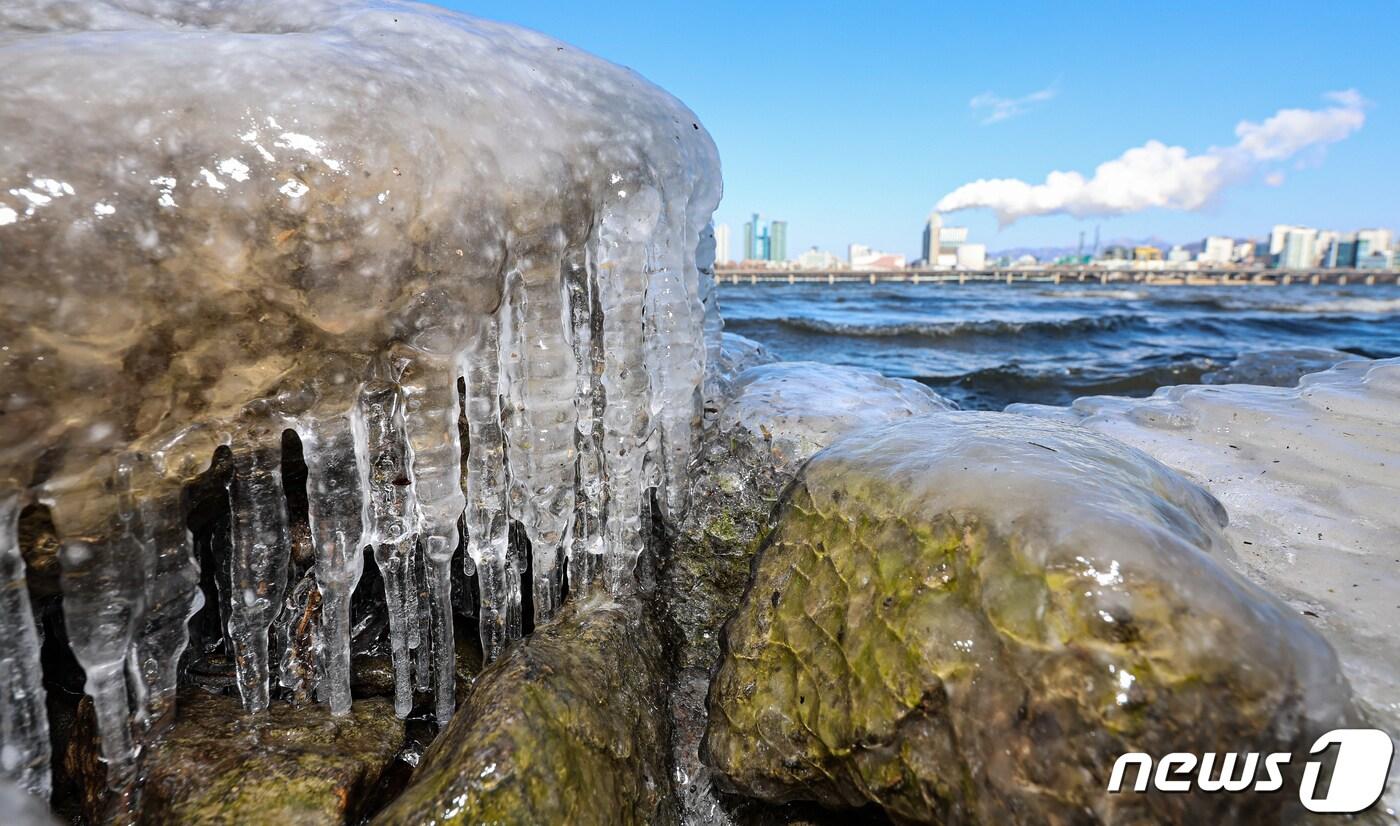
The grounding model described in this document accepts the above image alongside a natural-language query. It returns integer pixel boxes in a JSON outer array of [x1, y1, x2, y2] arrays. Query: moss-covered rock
[[66, 690, 403, 825], [705, 412, 1354, 825], [372, 594, 674, 826], [669, 362, 952, 824]]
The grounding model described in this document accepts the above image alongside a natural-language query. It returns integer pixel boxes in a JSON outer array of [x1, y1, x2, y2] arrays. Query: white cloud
[[969, 84, 1057, 125], [938, 90, 1366, 224], [1233, 90, 1365, 161]]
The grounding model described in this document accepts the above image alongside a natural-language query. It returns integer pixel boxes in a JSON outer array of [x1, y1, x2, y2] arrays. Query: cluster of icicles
[[0, 223, 722, 801]]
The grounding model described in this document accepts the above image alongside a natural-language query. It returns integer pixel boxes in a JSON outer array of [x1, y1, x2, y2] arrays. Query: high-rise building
[[1315, 230, 1339, 267], [739, 213, 785, 262], [922, 211, 972, 268], [1323, 233, 1356, 268], [1269, 224, 1309, 256], [955, 244, 986, 270], [769, 220, 788, 263], [922, 211, 941, 264], [1199, 236, 1235, 264], [714, 223, 731, 264], [1277, 226, 1319, 269], [1357, 228, 1394, 257]]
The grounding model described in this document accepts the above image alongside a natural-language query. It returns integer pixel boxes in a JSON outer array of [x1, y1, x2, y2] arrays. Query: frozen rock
[[1201, 347, 1362, 387], [0, 0, 720, 784], [705, 413, 1354, 824], [715, 362, 955, 481], [1011, 357, 1400, 814], [372, 594, 673, 826], [665, 363, 952, 825], [65, 690, 403, 825]]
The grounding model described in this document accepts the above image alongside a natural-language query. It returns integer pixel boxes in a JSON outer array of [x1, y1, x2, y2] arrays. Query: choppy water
[[717, 281, 1400, 409]]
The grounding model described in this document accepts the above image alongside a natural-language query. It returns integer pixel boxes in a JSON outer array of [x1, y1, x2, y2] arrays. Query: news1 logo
[[1108, 729, 1394, 813]]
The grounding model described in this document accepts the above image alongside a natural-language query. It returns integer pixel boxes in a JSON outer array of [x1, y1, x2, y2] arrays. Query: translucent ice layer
[[1011, 358, 1400, 809], [0, 0, 720, 787], [716, 361, 955, 478]]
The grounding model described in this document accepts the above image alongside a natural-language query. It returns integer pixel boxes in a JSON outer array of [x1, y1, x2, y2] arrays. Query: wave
[[747, 313, 1147, 340], [1155, 295, 1400, 315], [1037, 288, 1149, 301], [917, 358, 1216, 409]]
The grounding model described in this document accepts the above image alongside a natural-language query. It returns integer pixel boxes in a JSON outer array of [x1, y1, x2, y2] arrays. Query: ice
[[461, 321, 519, 661], [500, 252, 577, 625], [398, 352, 464, 725], [1011, 358, 1400, 809], [595, 189, 664, 593], [359, 371, 419, 718], [0, 0, 720, 767], [717, 362, 956, 477], [47, 460, 146, 789], [0, 496, 50, 799], [298, 413, 368, 717], [226, 437, 293, 713]]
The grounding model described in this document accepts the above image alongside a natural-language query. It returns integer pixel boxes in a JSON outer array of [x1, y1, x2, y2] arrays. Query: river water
[[716, 280, 1400, 409]]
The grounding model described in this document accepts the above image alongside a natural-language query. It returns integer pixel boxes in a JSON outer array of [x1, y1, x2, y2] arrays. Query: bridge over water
[[715, 267, 1400, 287]]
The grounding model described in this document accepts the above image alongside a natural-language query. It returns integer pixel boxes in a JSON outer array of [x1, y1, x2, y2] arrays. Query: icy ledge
[[1011, 357, 1400, 813], [0, 0, 720, 799]]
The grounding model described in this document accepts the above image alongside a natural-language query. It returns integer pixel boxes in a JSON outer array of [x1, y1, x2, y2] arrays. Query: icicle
[[298, 414, 368, 716], [50, 459, 145, 788], [499, 252, 578, 625], [359, 375, 418, 718], [399, 352, 466, 725], [461, 317, 517, 661], [412, 551, 431, 694], [697, 222, 724, 409], [643, 199, 705, 522], [276, 570, 321, 705], [0, 494, 51, 799], [126, 458, 202, 736], [566, 245, 606, 594], [225, 432, 292, 713], [595, 186, 662, 593]]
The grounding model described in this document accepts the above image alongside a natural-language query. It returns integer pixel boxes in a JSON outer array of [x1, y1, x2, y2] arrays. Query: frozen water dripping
[[0, 0, 722, 801]]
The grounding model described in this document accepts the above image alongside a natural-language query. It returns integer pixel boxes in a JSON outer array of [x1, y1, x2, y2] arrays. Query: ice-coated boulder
[[1011, 357, 1400, 814], [371, 594, 673, 826], [0, 0, 720, 801], [666, 362, 952, 825], [705, 413, 1353, 824]]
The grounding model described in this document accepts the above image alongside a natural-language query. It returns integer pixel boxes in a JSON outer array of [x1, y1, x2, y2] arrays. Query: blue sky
[[440, 1, 1398, 258]]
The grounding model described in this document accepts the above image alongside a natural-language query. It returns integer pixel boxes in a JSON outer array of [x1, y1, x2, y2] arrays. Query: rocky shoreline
[[10, 345, 1400, 826]]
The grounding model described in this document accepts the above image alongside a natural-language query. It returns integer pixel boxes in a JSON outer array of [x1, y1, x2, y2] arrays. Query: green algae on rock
[[704, 412, 1354, 825], [66, 690, 403, 825], [372, 594, 674, 826], [668, 361, 953, 824]]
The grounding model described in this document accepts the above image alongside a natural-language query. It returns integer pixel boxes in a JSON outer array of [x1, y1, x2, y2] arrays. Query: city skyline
[[711, 214, 1395, 271], [443, 0, 1399, 260]]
